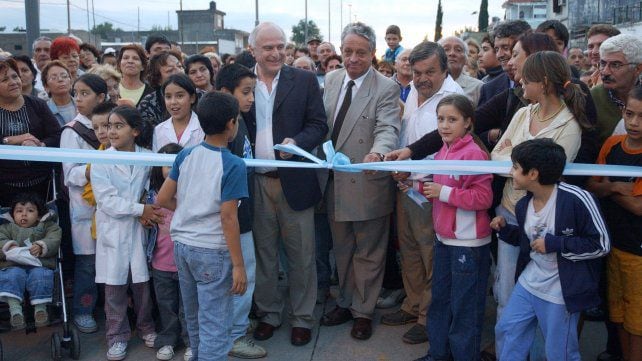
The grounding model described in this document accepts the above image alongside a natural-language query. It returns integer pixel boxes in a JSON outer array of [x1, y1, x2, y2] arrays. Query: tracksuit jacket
[[498, 182, 610, 313]]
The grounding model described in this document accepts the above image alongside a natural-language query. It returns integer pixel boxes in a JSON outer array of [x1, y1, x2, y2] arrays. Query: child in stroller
[[0, 193, 62, 330]]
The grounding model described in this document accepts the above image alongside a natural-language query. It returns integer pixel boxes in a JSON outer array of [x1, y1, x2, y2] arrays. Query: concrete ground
[[0, 283, 606, 361]]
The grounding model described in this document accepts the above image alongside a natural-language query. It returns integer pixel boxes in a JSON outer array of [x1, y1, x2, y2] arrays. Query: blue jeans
[[231, 232, 256, 341], [426, 241, 490, 361], [72, 254, 97, 316], [496, 283, 581, 361], [0, 266, 54, 304], [314, 213, 332, 290], [174, 242, 232, 361]]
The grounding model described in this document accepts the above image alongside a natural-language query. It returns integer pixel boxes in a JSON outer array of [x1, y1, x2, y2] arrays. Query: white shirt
[[152, 111, 205, 152], [333, 68, 371, 124], [401, 75, 464, 180], [519, 186, 564, 305], [254, 68, 280, 173]]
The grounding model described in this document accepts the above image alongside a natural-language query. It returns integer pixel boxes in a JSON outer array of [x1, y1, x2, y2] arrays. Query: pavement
[[0, 280, 607, 361]]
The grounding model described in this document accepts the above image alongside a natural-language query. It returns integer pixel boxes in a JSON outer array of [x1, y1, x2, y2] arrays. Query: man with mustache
[[32, 36, 52, 91], [591, 34, 642, 144], [477, 20, 531, 107], [379, 41, 463, 345]]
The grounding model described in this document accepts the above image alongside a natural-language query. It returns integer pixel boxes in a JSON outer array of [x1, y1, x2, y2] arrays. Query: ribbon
[[1, 141, 641, 178]]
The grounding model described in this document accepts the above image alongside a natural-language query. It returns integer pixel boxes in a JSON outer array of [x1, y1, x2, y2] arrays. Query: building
[[503, 0, 548, 29], [548, 0, 642, 47], [0, 30, 91, 57]]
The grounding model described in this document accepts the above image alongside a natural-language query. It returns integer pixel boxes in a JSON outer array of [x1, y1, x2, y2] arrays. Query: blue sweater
[[499, 182, 610, 313]]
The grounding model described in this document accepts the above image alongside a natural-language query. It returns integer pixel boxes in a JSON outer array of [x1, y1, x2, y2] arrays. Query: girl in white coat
[[91, 105, 159, 361], [152, 73, 204, 152], [60, 74, 107, 333]]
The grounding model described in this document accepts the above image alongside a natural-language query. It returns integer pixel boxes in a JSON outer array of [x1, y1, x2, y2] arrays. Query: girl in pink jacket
[[420, 94, 493, 361]]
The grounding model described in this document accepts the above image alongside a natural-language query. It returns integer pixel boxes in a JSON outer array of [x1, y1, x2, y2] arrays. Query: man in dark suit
[[244, 22, 328, 347]]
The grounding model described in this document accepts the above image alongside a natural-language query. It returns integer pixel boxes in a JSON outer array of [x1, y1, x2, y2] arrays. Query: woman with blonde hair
[[88, 64, 122, 102]]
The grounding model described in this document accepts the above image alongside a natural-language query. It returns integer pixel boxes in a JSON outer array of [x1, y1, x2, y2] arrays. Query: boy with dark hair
[[587, 86, 642, 361], [215, 64, 267, 359], [536, 20, 569, 54], [145, 34, 171, 57], [492, 138, 610, 360], [383, 25, 404, 63], [0, 193, 62, 330], [156, 92, 248, 361]]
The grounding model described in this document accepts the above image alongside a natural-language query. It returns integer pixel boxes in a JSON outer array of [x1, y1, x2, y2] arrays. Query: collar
[[608, 89, 627, 110], [392, 73, 412, 88], [254, 65, 281, 85], [342, 67, 372, 90]]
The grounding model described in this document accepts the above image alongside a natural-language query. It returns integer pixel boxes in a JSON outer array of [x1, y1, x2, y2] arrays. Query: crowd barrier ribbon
[[1, 141, 641, 178]]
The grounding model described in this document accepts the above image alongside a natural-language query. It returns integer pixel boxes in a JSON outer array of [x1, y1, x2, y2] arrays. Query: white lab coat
[[60, 114, 95, 255], [152, 111, 205, 152], [91, 145, 151, 285]]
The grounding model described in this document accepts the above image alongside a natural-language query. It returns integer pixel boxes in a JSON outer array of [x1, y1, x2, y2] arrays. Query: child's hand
[[611, 181, 634, 196], [29, 243, 43, 257], [423, 182, 442, 199], [231, 265, 247, 295], [530, 238, 546, 254], [490, 216, 506, 231]]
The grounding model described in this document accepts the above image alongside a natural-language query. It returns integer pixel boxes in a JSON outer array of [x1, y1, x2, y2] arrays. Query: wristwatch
[[2, 137, 9, 145]]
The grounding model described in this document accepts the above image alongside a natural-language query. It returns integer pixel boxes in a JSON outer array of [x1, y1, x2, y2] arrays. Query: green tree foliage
[[479, 0, 489, 32], [91, 22, 123, 39], [291, 19, 322, 47], [434, 0, 443, 42]]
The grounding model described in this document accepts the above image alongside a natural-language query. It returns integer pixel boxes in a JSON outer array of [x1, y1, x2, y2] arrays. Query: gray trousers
[[252, 175, 317, 328]]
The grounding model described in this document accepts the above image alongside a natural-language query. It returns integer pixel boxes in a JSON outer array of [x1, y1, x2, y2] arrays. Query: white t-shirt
[[519, 185, 564, 305]]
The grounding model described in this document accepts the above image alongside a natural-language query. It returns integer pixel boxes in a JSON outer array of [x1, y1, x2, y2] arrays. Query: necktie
[[331, 80, 355, 145]]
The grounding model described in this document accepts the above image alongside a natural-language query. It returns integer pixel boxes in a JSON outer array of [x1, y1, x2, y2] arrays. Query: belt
[[258, 171, 279, 178]]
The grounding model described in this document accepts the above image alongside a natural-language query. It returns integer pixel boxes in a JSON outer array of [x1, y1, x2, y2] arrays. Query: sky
[[0, 0, 506, 55]]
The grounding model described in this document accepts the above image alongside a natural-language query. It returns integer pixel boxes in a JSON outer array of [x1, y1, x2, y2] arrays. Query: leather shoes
[[253, 322, 277, 341], [291, 327, 311, 346], [320, 306, 353, 326], [350, 318, 372, 340]]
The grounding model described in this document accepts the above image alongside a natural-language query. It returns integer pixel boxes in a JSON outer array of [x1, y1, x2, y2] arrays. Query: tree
[[434, 0, 443, 42], [479, 0, 489, 32], [0, 26, 6, 32], [13, 26, 26, 32], [291, 19, 322, 47], [91, 22, 122, 39]]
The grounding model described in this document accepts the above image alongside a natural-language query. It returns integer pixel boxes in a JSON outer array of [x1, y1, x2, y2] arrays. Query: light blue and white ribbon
[[1, 141, 641, 178]]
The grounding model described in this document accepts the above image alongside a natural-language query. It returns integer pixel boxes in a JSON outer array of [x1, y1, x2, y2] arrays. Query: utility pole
[[340, 0, 343, 34], [67, 0, 71, 34], [25, 0, 40, 57], [180, 0, 184, 48], [86, 0, 91, 43], [91, 0, 96, 43], [304, 0, 308, 43], [137, 7, 140, 42], [255, 0, 259, 26]]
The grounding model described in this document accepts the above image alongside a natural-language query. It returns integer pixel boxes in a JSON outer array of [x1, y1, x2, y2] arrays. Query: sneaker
[[34, 308, 49, 327], [74, 314, 98, 333], [141, 332, 157, 348], [107, 341, 128, 361], [381, 309, 418, 326], [229, 336, 267, 359], [376, 288, 406, 309], [10, 313, 25, 330], [402, 324, 428, 344], [156, 345, 175, 360], [183, 347, 193, 361], [246, 318, 259, 334]]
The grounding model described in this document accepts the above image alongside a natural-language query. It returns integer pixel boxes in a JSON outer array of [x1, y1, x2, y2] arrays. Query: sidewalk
[[1, 286, 606, 361]]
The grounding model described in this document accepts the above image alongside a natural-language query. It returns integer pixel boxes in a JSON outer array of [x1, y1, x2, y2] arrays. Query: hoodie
[[433, 134, 493, 247]]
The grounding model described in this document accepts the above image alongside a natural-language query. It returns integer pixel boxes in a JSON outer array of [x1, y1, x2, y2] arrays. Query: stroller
[[0, 172, 81, 361]]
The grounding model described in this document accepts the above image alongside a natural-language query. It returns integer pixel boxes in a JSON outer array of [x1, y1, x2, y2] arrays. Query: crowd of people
[[0, 16, 640, 361]]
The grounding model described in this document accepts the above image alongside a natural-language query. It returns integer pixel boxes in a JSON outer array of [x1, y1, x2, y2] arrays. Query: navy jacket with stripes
[[498, 182, 610, 313]]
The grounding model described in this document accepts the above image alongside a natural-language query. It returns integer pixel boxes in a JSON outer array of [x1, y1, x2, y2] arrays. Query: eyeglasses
[[599, 60, 638, 71], [47, 74, 70, 81]]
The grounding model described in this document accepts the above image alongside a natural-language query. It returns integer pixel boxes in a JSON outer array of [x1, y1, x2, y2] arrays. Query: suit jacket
[[320, 68, 400, 222], [477, 71, 511, 107], [245, 65, 328, 211]]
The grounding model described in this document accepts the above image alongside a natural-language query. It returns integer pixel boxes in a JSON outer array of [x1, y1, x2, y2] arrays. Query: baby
[[0, 193, 62, 329]]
